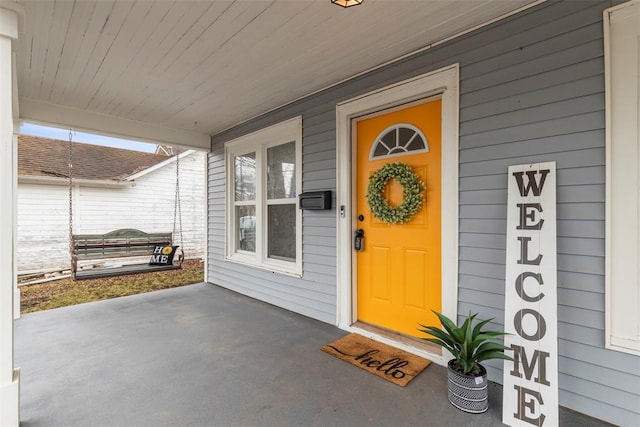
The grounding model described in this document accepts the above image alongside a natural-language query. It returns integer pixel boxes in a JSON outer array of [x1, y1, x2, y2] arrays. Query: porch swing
[[68, 131, 185, 280]]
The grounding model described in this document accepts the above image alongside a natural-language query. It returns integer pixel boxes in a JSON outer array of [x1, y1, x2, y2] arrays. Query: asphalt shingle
[[18, 135, 171, 181]]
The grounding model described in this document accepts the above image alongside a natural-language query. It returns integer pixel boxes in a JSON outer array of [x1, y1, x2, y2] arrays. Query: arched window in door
[[369, 123, 429, 160]]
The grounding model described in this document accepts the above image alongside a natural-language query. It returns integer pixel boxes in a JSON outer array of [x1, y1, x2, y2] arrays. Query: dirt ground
[[20, 259, 204, 314]]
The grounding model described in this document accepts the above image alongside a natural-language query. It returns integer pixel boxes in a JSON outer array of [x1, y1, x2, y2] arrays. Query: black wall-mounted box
[[298, 190, 332, 210]]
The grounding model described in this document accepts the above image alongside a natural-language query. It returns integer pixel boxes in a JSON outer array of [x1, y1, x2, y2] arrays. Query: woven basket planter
[[447, 360, 489, 414]]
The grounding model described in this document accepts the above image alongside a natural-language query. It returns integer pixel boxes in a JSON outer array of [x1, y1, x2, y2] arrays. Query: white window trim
[[604, 0, 640, 355], [335, 64, 459, 365], [225, 116, 303, 277]]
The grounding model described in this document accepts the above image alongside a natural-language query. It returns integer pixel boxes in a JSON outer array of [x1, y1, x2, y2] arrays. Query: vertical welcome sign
[[503, 162, 558, 426]]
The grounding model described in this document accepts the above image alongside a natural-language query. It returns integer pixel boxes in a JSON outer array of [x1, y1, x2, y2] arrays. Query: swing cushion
[[149, 245, 179, 266]]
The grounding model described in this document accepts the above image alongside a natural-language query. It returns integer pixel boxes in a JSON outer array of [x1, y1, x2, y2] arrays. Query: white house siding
[[18, 151, 206, 272], [209, 1, 639, 425], [17, 183, 69, 271]]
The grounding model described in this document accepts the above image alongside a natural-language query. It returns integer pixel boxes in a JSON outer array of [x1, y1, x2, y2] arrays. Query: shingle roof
[[18, 135, 171, 181]]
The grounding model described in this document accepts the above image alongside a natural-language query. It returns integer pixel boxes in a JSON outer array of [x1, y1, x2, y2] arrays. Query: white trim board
[[335, 64, 460, 365], [19, 97, 211, 151], [604, 0, 640, 356], [17, 175, 133, 188], [126, 150, 195, 181]]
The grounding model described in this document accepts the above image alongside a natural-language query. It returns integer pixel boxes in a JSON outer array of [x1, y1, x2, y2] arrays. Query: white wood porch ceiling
[[16, 0, 533, 147]]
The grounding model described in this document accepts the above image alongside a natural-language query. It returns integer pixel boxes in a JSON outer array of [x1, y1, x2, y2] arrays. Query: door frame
[[335, 64, 459, 365]]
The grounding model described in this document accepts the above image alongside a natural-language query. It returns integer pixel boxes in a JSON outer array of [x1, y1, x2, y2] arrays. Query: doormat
[[321, 333, 431, 387]]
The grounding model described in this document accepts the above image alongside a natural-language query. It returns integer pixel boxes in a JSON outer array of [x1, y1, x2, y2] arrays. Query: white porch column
[[0, 4, 20, 427]]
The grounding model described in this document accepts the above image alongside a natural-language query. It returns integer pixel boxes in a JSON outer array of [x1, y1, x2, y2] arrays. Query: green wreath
[[366, 162, 425, 224]]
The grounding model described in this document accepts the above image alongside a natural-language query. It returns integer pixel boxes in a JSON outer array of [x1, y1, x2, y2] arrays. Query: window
[[225, 117, 302, 276], [605, 1, 640, 355], [369, 123, 428, 159]]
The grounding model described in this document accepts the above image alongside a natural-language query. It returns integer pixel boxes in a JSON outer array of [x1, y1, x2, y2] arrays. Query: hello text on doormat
[[321, 333, 431, 387]]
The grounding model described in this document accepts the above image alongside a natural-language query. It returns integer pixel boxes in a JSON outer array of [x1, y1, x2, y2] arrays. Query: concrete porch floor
[[15, 283, 606, 427]]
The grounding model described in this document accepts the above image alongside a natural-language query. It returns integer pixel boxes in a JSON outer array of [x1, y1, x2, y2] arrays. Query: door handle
[[354, 229, 364, 251]]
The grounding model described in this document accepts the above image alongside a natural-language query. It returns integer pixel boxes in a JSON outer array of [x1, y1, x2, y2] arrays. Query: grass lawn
[[20, 259, 204, 314]]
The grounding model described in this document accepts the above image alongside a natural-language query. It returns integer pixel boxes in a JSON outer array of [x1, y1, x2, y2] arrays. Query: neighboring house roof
[[156, 145, 177, 156], [18, 135, 172, 181]]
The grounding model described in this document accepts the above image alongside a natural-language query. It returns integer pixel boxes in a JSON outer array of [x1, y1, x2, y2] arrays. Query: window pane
[[236, 205, 256, 252], [268, 204, 296, 261], [267, 142, 296, 199], [235, 153, 256, 201], [406, 134, 426, 151]]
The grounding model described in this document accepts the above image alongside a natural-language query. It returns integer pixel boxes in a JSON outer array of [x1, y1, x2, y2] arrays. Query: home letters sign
[[503, 162, 558, 426]]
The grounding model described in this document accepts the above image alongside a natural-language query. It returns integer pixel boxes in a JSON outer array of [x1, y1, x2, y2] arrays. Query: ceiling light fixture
[[331, 0, 364, 8]]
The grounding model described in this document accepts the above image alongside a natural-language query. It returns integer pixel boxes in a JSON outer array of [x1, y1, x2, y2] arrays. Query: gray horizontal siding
[[455, 1, 639, 425], [209, 1, 639, 425], [207, 103, 339, 325]]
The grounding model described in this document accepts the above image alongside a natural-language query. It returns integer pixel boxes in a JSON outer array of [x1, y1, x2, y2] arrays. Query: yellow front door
[[356, 99, 442, 338]]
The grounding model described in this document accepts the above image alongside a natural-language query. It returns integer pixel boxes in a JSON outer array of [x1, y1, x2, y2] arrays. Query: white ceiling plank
[[117, 1, 223, 117], [105, 0, 212, 117], [99, 0, 188, 118], [85, 0, 156, 113], [37, 0, 74, 100], [69, 1, 134, 109], [154, 0, 470, 131], [62, 0, 118, 108], [17, 0, 537, 136], [109, 1, 234, 121], [79, 1, 138, 110], [190, 2, 325, 88], [17, 30, 32, 97], [152, 1, 316, 126], [133, 1, 262, 123], [54, 0, 114, 108], [158, 1, 364, 128], [24, 0, 54, 99], [20, 97, 210, 151], [157, 8, 405, 129], [149, 2, 238, 83], [48, 0, 97, 104]]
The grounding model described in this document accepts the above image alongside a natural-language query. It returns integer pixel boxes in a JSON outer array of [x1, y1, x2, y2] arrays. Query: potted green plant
[[419, 311, 513, 414]]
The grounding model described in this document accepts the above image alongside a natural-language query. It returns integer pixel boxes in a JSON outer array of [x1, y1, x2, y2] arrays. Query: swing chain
[[68, 129, 76, 277], [173, 151, 185, 260]]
